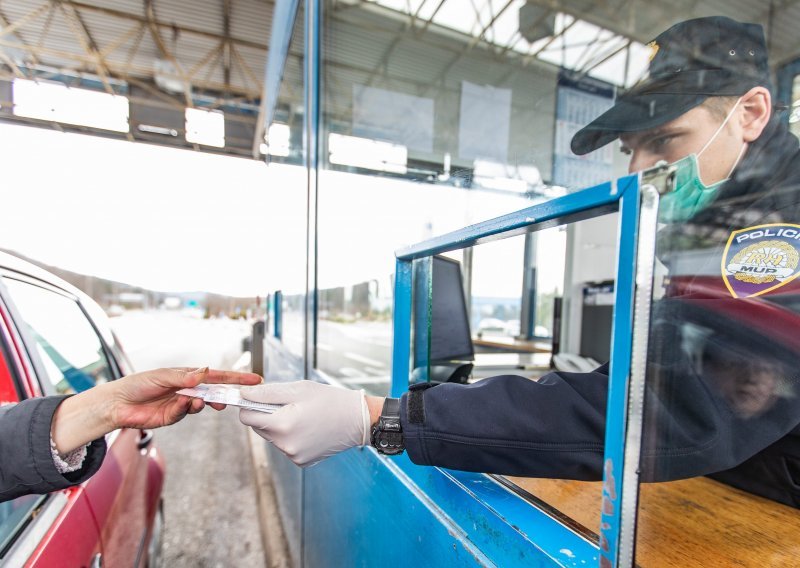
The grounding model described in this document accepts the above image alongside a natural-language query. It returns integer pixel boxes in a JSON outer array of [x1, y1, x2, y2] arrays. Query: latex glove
[[239, 381, 370, 467]]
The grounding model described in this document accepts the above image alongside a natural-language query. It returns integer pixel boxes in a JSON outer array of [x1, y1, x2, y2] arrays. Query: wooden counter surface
[[504, 476, 800, 567]]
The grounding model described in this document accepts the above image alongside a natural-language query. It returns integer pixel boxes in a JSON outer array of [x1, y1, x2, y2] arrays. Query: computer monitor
[[414, 255, 474, 366]]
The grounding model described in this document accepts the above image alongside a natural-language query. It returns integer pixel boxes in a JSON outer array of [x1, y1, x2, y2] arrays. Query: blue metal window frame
[[261, 0, 302, 138], [390, 174, 647, 567], [273, 290, 283, 339]]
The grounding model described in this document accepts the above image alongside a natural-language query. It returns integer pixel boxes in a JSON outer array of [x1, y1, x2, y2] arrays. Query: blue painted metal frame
[[273, 290, 282, 339], [391, 174, 643, 567], [262, 0, 302, 133], [599, 176, 642, 566]]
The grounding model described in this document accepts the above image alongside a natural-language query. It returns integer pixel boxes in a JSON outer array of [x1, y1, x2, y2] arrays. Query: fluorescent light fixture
[[263, 123, 290, 157], [328, 133, 407, 174], [138, 124, 178, 136], [12, 78, 129, 133], [185, 107, 225, 148]]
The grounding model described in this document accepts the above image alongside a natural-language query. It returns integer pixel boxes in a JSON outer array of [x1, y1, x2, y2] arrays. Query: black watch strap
[[370, 398, 404, 455], [381, 397, 400, 419]]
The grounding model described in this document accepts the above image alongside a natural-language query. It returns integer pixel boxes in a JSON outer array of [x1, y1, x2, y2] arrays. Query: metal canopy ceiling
[[2, 0, 800, 160], [0, 0, 275, 158], [344, 0, 800, 86]]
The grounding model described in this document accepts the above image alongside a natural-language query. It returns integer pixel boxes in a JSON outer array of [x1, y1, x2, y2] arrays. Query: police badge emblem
[[722, 224, 800, 298]]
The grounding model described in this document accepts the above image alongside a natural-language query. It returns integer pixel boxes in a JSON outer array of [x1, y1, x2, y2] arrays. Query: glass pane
[[552, 14, 800, 567], [320, 0, 575, 395], [264, 11, 306, 359], [790, 74, 800, 140], [405, 213, 618, 539], [631, 180, 800, 564], [0, 495, 44, 554], [472, 238, 524, 344], [534, 227, 568, 340], [3, 279, 113, 394]]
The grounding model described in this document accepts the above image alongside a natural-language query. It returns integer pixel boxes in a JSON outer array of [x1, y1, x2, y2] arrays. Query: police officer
[[240, 16, 800, 508]]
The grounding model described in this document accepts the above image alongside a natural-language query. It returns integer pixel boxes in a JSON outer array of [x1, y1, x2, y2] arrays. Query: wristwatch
[[370, 397, 404, 455]]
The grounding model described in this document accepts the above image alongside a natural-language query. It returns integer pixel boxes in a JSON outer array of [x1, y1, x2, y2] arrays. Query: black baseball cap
[[570, 16, 771, 155]]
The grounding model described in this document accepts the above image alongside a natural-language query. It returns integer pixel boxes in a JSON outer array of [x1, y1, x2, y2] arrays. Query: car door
[[0, 289, 103, 568], [0, 274, 151, 567]]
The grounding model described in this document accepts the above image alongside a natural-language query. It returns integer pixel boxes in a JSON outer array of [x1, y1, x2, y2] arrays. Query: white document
[[177, 384, 283, 414]]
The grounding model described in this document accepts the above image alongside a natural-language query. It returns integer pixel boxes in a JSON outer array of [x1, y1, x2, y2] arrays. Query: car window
[[0, 495, 45, 556], [2, 278, 114, 395]]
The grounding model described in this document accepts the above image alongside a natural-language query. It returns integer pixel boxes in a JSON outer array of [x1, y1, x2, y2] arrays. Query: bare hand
[[109, 367, 264, 430], [52, 367, 263, 456]]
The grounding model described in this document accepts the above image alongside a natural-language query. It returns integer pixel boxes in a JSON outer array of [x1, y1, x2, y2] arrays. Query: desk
[[504, 476, 800, 567]]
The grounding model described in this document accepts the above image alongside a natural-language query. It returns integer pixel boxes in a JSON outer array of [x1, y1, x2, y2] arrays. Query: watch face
[[371, 421, 404, 455]]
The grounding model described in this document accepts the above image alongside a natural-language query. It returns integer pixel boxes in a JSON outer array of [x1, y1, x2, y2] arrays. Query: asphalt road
[[111, 311, 267, 567]]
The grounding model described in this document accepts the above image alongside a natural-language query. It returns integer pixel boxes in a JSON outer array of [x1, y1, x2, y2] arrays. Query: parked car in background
[[0, 251, 165, 567]]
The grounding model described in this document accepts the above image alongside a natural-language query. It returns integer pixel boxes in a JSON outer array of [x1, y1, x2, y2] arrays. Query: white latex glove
[[239, 380, 370, 467]]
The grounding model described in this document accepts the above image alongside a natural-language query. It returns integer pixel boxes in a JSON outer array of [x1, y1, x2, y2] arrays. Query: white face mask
[[660, 97, 747, 222]]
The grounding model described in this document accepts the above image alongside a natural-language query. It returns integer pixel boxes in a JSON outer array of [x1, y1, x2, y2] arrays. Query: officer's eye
[[619, 146, 632, 156], [647, 135, 674, 153]]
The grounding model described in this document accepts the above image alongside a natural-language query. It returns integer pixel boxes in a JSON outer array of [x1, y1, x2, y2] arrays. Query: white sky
[[0, 122, 277, 296], [1, 123, 559, 299]]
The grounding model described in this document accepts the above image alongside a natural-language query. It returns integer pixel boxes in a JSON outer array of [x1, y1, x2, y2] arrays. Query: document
[[177, 384, 283, 414]]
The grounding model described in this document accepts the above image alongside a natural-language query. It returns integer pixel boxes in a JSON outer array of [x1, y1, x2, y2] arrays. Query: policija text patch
[[722, 223, 800, 298]]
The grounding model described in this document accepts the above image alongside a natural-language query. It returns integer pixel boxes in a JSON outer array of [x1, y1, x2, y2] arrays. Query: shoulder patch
[[722, 223, 800, 298]]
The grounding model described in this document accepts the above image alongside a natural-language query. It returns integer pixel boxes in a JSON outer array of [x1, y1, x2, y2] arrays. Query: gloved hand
[[239, 380, 370, 467]]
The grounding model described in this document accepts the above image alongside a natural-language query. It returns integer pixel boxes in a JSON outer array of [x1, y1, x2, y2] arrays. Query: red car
[[0, 251, 165, 567]]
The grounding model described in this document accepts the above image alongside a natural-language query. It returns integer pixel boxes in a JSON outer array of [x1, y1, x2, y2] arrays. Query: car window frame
[[0, 272, 124, 395], [0, 321, 22, 404], [0, 281, 53, 560]]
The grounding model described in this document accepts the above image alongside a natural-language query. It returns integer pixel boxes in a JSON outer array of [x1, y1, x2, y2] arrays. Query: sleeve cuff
[[400, 387, 432, 466], [33, 396, 107, 490], [50, 434, 89, 474]]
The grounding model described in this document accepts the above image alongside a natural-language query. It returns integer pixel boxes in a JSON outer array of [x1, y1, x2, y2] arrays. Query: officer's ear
[[739, 86, 772, 143]]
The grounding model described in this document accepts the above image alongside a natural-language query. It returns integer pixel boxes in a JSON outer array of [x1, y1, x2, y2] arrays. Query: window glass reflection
[[3, 278, 113, 394]]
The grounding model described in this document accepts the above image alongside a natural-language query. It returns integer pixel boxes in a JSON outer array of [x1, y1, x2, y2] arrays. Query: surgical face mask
[[660, 98, 746, 223]]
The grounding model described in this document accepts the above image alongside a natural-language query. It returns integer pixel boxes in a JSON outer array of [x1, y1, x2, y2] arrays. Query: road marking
[[344, 352, 386, 368]]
